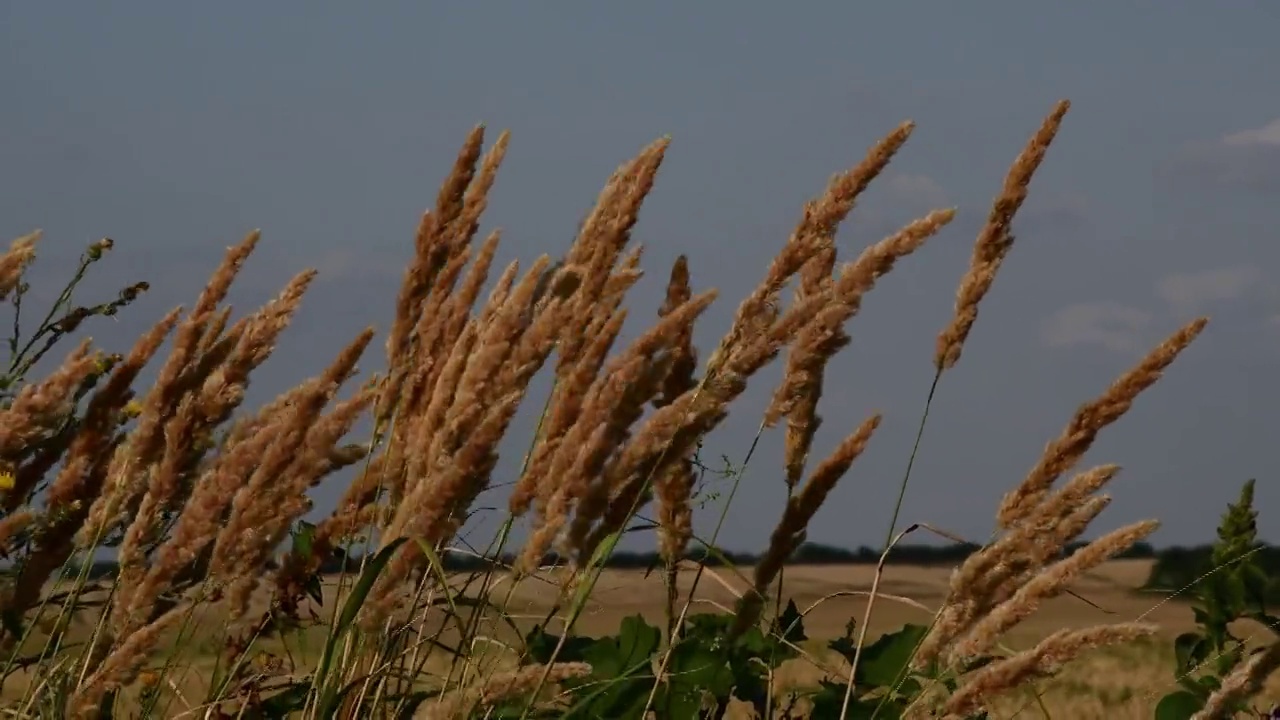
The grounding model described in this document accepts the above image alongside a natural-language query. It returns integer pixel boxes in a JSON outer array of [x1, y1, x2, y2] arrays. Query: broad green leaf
[[684, 612, 735, 639], [1172, 632, 1205, 674], [855, 623, 928, 690], [807, 680, 881, 720], [1177, 674, 1217, 698], [1246, 609, 1280, 630], [257, 681, 309, 712], [651, 682, 704, 720], [551, 616, 660, 719], [523, 625, 595, 665], [669, 640, 733, 698], [828, 634, 857, 665], [583, 619, 658, 678], [1191, 605, 1213, 627], [737, 626, 771, 657], [773, 598, 807, 645], [1154, 690, 1204, 720], [617, 614, 661, 667]]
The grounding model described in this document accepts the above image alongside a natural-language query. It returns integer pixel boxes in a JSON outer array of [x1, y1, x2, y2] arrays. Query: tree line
[[66, 540, 1280, 604], [71, 540, 1160, 577]]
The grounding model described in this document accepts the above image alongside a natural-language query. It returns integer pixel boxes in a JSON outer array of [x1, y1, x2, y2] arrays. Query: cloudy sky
[[2, 3, 1278, 552]]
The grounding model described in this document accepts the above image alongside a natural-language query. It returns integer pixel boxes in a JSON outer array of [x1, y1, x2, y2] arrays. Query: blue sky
[[3, 3, 1278, 551]]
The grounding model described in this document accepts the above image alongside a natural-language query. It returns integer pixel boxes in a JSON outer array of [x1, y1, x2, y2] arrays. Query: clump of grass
[[0, 97, 1266, 720]]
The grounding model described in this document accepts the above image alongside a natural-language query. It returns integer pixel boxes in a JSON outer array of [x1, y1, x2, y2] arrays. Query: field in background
[[516, 559, 1174, 640], [503, 559, 1280, 717], [9, 559, 1279, 717]]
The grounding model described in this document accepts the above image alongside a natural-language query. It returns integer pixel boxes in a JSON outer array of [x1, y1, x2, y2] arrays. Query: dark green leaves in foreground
[[526, 614, 660, 719], [521, 602, 950, 720], [524, 607, 805, 719], [813, 622, 932, 720], [1155, 479, 1276, 720]]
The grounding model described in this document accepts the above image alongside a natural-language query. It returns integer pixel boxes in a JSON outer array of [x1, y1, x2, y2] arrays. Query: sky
[[2, 3, 1278, 553]]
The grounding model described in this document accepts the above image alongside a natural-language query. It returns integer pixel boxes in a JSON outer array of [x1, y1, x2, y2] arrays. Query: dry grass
[[0, 97, 1274, 718]]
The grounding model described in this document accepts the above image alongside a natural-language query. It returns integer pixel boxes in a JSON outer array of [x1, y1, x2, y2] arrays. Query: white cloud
[[1166, 119, 1280, 192], [1155, 266, 1261, 313], [1020, 191, 1091, 236], [1041, 302, 1153, 354], [1222, 119, 1280, 148], [313, 248, 402, 283], [885, 173, 948, 208]]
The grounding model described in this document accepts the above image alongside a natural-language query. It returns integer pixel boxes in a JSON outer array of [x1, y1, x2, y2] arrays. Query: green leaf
[[1244, 564, 1271, 605], [290, 520, 316, 558], [1177, 674, 1218, 698], [618, 615, 662, 668], [663, 633, 735, 718], [736, 626, 771, 658], [523, 625, 596, 665], [577, 530, 621, 582], [1154, 690, 1204, 720], [855, 623, 928, 690], [672, 642, 732, 696], [413, 538, 462, 637], [583, 615, 660, 678], [305, 572, 324, 607], [772, 599, 807, 645], [314, 537, 407, 717], [1172, 632, 1206, 674], [1191, 605, 1213, 628], [828, 634, 857, 665], [896, 675, 921, 697], [1246, 609, 1280, 630], [651, 682, 705, 720], [808, 680, 881, 719], [684, 612, 735, 640], [0, 608, 25, 642], [551, 616, 661, 719], [562, 655, 654, 720]]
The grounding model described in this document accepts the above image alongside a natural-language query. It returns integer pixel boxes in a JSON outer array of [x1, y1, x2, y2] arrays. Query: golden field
[[10, 559, 1277, 718]]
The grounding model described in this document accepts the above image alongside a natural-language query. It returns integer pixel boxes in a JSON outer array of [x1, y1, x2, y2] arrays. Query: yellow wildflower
[[122, 399, 144, 419], [0, 471, 14, 491]]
